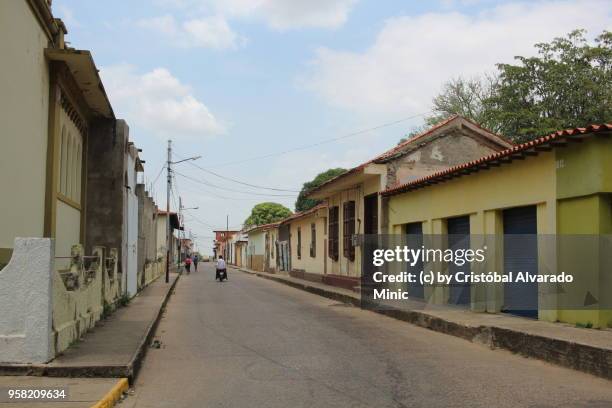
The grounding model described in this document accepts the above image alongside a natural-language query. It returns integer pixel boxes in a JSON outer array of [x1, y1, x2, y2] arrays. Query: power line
[[184, 213, 241, 230], [173, 151, 299, 192], [173, 112, 428, 192], [176, 175, 294, 202], [151, 164, 166, 187], [174, 171, 298, 197], [206, 112, 430, 167], [186, 160, 300, 192]]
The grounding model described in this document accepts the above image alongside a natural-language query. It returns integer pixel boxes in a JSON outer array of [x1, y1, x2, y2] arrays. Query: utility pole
[[226, 214, 229, 261], [164, 145, 200, 283], [178, 196, 183, 266], [165, 140, 172, 283]]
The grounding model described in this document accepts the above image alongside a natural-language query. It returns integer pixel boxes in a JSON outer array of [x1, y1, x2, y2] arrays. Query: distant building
[[213, 230, 239, 260], [156, 210, 181, 266]]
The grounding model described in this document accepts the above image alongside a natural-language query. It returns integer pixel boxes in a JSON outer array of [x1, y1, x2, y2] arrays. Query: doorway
[[503, 206, 538, 318]]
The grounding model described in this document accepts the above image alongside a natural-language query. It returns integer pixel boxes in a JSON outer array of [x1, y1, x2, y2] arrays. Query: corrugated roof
[[381, 123, 612, 197]]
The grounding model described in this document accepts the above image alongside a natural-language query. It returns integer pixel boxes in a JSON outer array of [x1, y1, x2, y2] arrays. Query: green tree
[[426, 30, 612, 142], [244, 202, 292, 228], [486, 29, 611, 142], [427, 74, 499, 131], [295, 168, 347, 212]]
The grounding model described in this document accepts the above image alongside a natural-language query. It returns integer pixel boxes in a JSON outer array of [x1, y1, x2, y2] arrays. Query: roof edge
[[381, 123, 612, 197]]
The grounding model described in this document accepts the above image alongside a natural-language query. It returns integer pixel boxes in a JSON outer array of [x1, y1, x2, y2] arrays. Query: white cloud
[[137, 15, 245, 49], [206, 0, 358, 30], [101, 64, 225, 140], [183, 16, 246, 49], [302, 0, 612, 116]]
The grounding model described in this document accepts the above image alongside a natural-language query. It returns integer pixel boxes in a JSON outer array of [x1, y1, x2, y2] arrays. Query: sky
[[54, 0, 611, 255]]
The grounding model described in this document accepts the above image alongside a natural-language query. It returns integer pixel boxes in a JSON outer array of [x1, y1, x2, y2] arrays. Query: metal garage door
[[448, 216, 470, 306], [503, 206, 538, 318], [406, 222, 424, 299]]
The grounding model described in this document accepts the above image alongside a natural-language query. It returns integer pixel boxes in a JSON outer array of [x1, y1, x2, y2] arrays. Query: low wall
[[52, 245, 104, 355], [0, 238, 53, 364], [142, 260, 163, 289], [102, 248, 121, 310], [0, 238, 147, 363]]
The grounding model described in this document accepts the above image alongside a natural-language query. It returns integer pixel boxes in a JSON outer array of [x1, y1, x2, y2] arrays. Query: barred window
[[297, 227, 301, 259], [328, 207, 339, 261], [310, 223, 316, 258], [343, 201, 355, 261]]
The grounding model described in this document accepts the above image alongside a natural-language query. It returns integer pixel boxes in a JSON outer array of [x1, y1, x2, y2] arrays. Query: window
[[328, 207, 339, 261], [297, 227, 301, 259], [310, 223, 316, 258], [343, 201, 356, 261], [58, 113, 83, 205]]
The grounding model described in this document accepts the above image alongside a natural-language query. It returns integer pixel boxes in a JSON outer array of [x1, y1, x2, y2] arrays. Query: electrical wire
[[173, 112, 429, 192], [204, 112, 430, 167], [174, 171, 298, 197], [177, 175, 295, 202]]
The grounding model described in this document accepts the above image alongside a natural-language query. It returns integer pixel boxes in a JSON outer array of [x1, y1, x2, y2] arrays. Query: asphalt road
[[125, 263, 612, 408]]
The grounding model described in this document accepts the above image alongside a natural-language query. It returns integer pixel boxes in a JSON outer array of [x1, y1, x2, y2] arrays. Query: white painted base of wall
[[0, 238, 53, 363]]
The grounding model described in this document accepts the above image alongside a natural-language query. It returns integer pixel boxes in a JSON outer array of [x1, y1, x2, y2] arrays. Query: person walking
[[184, 256, 192, 274], [193, 254, 199, 272]]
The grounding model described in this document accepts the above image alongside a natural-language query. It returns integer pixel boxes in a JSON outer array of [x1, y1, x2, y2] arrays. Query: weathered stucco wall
[[137, 185, 158, 290], [52, 245, 104, 355], [387, 132, 500, 188], [85, 118, 124, 255], [0, 2, 50, 250], [0, 238, 53, 363]]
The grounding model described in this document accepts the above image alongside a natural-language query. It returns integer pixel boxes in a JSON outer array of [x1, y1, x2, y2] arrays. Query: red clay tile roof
[[381, 123, 612, 197], [306, 115, 508, 197], [280, 203, 327, 224], [245, 221, 281, 234]]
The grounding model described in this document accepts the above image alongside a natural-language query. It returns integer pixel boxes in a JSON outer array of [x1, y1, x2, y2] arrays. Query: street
[[125, 263, 612, 408]]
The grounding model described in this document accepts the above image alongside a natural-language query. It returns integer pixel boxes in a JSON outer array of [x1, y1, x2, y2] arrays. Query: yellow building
[[0, 0, 115, 267], [307, 116, 512, 288], [282, 204, 328, 281], [381, 124, 612, 327]]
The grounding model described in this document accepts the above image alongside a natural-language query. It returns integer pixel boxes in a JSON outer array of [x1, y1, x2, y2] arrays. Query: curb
[[127, 272, 180, 383], [0, 274, 181, 382], [234, 267, 612, 380], [90, 378, 129, 408]]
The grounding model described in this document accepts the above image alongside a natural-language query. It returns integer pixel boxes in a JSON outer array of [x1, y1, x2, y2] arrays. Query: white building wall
[[125, 147, 139, 297]]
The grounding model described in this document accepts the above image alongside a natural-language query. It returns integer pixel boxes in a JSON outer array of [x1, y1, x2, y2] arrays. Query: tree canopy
[[426, 30, 611, 143], [244, 202, 292, 228], [295, 168, 347, 212]]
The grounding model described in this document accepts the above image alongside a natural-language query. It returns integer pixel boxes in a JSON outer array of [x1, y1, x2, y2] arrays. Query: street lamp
[[165, 141, 201, 283]]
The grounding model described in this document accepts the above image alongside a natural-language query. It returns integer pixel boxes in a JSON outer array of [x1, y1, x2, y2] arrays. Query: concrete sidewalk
[[0, 273, 180, 382], [0, 376, 127, 407], [232, 266, 612, 379]]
